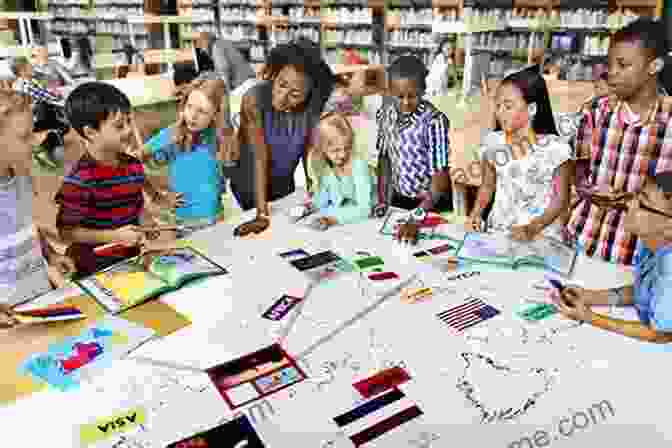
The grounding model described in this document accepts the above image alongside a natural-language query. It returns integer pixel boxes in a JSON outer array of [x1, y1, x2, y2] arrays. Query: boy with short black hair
[[56, 82, 174, 276], [553, 170, 672, 343], [567, 18, 672, 266]]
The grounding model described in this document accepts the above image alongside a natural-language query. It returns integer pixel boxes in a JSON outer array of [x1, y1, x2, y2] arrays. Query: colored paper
[[437, 298, 501, 334], [166, 415, 266, 448], [78, 407, 146, 445], [18, 315, 154, 392], [353, 367, 411, 399], [262, 295, 302, 321]]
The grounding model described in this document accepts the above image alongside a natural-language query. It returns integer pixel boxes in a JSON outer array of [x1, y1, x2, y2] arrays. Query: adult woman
[[232, 40, 337, 237], [426, 38, 456, 96]]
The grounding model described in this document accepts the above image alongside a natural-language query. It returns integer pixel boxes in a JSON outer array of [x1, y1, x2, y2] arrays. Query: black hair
[[262, 39, 336, 123], [612, 18, 669, 60], [495, 65, 558, 136], [76, 37, 93, 71], [65, 82, 131, 139], [173, 62, 199, 86], [387, 55, 429, 93], [60, 38, 71, 59], [654, 171, 672, 197]]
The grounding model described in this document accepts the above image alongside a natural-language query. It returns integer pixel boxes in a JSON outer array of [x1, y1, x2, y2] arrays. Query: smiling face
[[495, 82, 530, 132], [85, 110, 133, 157], [271, 65, 310, 113], [607, 39, 657, 101], [183, 89, 217, 132]]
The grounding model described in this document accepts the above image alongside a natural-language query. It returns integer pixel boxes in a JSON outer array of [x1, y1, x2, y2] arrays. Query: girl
[[376, 55, 453, 245], [135, 78, 229, 237], [426, 38, 456, 97], [300, 112, 374, 229], [0, 88, 76, 309], [466, 65, 572, 242]]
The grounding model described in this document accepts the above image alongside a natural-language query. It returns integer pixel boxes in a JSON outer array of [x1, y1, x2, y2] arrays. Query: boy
[[553, 170, 672, 343], [567, 18, 672, 266], [56, 82, 176, 277]]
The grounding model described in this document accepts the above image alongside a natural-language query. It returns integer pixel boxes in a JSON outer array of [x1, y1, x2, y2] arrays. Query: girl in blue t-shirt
[[136, 79, 229, 236]]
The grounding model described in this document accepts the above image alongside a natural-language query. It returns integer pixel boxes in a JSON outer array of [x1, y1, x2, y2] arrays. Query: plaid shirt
[[13, 78, 63, 106], [568, 95, 672, 266]]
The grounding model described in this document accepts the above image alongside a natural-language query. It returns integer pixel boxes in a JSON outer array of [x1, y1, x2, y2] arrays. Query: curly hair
[[173, 77, 226, 151], [261, 40, 336, 123]]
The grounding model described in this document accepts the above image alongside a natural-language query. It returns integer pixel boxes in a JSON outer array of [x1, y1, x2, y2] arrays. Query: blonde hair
[[173, 78, 226, 151], [308, 112, 356, 191]]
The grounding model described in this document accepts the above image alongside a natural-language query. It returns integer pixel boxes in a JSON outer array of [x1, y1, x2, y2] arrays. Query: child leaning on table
[[0, 89, 76, 313], [296, 112, 374, 230], [55, 82, 176, 277], [551, 170, 672, 344], [133, 78, 231, 238], [466, 65, 572, 242]]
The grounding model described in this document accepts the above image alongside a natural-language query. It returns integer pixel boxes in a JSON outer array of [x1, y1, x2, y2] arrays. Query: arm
[[586, 312, 672, 344], [470, 159, 496, 220], [531, 160, 571, 230], [239, 91, 270, 218], [60, 226, 123, 245], [419, 113, 452, 211], [322, 159, 374, 225]]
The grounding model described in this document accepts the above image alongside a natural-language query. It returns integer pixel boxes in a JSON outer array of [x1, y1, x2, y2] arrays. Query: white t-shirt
[[0, 174, 52, 306]]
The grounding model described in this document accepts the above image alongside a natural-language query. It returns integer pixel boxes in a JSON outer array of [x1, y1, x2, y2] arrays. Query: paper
[[18, 315, 154, 392], [78, 407, 146, 446], [166, 415, 266, 448]]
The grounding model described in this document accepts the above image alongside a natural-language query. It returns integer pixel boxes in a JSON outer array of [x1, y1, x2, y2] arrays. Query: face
[[593, 79, 610, 98], [388, 78, 421, 115], [495, 82, 530, 132], [607, 39, 656, 101], [320, 126, 352, 168], [624, 180, 672, 248], [183, 90, 217, 132], [272, 66, 310, 113], [87, 110, 133, 156]]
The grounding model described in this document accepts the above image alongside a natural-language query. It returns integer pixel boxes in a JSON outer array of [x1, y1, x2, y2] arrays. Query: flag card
[[333, 388, 423, 447], [261, 295, 302, 321], [206, 344, 306, 410], [368, 272, 399, 281], [517, 303, 557, 322], [354, 256, 385, 272], [290, 251, 341, 272], [353, 367, 411, 399], [278, 249, 310, 261], [166, 415, 266, 448], [436, 297, 501, 334]]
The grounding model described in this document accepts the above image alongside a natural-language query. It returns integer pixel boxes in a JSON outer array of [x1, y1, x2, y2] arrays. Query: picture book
[[17, 315, 154, 392], [77, 247, 228, 313], [379, 209, 461, 242], [166, 415, 266, 448], [456, 232, 578, 277], [206, 344, 306, 411]]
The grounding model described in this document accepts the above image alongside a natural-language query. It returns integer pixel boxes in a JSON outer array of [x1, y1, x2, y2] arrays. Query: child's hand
[[115, 225, 146, 247], [551, 287, 593, 322], [396, 222, 419, 245], [0, 303, 19, 329], [465, 214, 482, 232], [234, 217, 270, 237], [510, 221, 542, 241], [47, 253, 77, 287], [158, 191, 186, 210]]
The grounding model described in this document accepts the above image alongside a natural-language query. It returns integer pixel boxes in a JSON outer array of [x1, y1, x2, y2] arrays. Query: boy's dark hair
[[495, 64, 559, 136], [612, 18, 669, 60], [387, 55, 429, 92], [173, 62, 199, 87], [65, 82, 131, 139]]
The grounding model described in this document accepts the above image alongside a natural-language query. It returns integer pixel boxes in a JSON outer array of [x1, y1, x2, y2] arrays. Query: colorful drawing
[[18, 316, 154, 392]]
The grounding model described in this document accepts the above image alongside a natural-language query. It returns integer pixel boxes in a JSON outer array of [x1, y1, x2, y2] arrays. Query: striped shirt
[[376, 100, 451, 198], [13, 77, 64, 106], [568, 96, 672, 265], [56, 153, 145, 230]]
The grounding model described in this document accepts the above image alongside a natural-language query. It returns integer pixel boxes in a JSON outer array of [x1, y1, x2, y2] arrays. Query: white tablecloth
[[1, 191, 669, 448]]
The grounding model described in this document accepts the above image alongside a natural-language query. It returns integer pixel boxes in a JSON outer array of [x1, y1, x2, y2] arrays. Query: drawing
[[456, 352, 555, 423], [408, 431, 441, 448]]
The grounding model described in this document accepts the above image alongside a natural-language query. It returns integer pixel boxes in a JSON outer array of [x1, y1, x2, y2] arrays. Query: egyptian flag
[[333, 388, 423, 447]]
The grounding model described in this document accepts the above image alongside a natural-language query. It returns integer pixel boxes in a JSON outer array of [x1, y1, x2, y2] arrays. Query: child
[[56, 82, 174, 277], [0, 88, 76, 309], [136, 78, 228, 237], [376, 55, 453, 245], [567, 18, 672, 266], [591, 62, 609, 98], [466, 65, 572, 242], [300, 112, 373, 230], [552, 171, 672, 343]]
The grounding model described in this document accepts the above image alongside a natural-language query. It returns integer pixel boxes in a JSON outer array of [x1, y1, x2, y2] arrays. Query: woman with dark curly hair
[[232, 39, 338, 237]]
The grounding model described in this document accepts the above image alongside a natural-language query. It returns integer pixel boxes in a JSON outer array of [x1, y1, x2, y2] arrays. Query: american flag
[[437, 297, 500, 334]]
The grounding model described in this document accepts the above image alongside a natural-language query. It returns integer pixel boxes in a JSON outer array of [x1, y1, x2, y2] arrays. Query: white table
[[2, 192, 669, 448]]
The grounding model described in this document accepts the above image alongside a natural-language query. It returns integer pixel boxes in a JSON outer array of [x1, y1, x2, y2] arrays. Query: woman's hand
[[396, 221, 419, 245], [0, 303, 18, 329], [234, 216, 270, 237], [510, 221, 543, 241]]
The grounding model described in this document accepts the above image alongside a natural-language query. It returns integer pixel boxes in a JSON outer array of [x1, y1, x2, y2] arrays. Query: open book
[[76, 247, 228, 313], [456, 232, 578, 277]]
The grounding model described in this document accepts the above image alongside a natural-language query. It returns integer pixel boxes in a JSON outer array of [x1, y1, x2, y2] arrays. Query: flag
[[333, 388, 422, 447], [437, 297, 500, 334]]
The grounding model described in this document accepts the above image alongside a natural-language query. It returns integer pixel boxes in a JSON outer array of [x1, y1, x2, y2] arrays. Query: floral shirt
[[480, 132, 571, 236]]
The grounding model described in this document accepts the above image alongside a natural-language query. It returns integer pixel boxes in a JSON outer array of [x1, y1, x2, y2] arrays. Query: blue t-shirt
[[633, 244, 672, 332], [144, 127, 224, 222]]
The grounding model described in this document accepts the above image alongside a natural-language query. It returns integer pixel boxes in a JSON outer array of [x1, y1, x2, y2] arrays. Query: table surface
[[3, 192, 668, 448]]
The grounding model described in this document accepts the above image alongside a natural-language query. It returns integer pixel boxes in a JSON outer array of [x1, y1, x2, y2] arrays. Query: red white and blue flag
[[436, 297, 500, 334]]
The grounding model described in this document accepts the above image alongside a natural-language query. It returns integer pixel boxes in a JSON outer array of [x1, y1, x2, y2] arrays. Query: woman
[[232, 40, 337, 237], [426, 38, 456, 97]]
